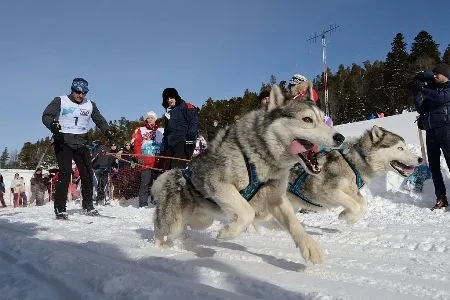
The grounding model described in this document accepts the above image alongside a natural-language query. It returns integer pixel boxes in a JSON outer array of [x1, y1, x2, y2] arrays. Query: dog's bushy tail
[[152, 169, 187, 241]]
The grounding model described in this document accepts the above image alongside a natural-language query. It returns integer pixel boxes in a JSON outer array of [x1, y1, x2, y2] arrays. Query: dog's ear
[[370, 125, 384, 142], [267, 84, 285, 111]]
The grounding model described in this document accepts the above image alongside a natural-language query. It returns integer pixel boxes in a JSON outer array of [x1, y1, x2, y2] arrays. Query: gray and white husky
[[151, 85, 345, 264], [285, 125, 421, 223]]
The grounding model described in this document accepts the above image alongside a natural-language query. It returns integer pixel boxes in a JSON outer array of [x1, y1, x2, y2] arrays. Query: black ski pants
[[53, 140, 94, 213], [426, 126, 450, 198]]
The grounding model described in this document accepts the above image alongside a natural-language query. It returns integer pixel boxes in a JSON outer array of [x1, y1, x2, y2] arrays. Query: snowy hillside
[[1, 113, 450, 300]]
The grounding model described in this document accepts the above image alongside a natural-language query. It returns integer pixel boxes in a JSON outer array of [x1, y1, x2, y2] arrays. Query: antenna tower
[[307, 24, 340, 117]]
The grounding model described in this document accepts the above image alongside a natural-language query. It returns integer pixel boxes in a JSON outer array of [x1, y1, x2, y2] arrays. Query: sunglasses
[[73, 90, 88, 95]]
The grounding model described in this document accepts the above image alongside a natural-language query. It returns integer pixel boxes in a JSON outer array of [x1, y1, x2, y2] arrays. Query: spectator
[[30, 167, 47, 206], [92, 144, 117, 205], [410, 63, 450, 210], [207, 119, 220, 142], [258, 90, 270, 108], [118, 141, 134, 169], [288, 74, 320, 103], [10, 173, 24, 207], [193, 134, 208, 157], [0, 174, 6, 208], [114, 141, 137, 200], [161, 88, 199, 170], [20, 177, 27, 207], [131, 110, 163, 207], [42, 77, 114, 219]]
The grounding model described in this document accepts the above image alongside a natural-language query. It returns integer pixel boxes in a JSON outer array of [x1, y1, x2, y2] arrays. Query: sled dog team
[[151, 84, 421, 264]]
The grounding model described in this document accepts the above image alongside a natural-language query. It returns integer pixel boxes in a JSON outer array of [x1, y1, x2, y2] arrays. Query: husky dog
[[286, 125, 421, 223], [152, 85, 345, 264]]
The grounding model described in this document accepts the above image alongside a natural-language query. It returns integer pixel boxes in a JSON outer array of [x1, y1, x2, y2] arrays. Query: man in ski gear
[[160, 88, 199, 170], [42, 78, 114, 219], [410, 63, 450, 210]]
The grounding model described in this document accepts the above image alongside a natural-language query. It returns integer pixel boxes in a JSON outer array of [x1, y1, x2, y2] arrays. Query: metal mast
[[307, 25, 340, 117]]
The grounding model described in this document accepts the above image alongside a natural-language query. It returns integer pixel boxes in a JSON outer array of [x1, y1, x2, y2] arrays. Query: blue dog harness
[[182, 155, 263, 203], [288, 148, 366, 207]]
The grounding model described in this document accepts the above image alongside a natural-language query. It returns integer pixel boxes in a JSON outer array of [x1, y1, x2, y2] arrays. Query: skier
[[42, 78, 114, 220]]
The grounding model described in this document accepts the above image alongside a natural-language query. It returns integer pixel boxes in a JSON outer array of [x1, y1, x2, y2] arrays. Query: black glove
[[185, 140, 195, 159], [50, 121, 61, 134], [105, 130, 115, 145]]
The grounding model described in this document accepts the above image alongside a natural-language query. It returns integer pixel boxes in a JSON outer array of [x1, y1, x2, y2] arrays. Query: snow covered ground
[[1, 112, 450, 300]]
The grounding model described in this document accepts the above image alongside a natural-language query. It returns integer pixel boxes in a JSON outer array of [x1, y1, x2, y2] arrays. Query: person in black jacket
[[161, 88, 199, 170], [42, 78, 114, 219], [411, 63, 450, 210]]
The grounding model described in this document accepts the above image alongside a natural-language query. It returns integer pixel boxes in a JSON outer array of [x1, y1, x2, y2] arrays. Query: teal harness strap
[[182, 155, 264, 203], [288, 148, 366, 206], [239, 156, 263, 200], [338, 149, 366, 189], [288, 164, 323, 208]]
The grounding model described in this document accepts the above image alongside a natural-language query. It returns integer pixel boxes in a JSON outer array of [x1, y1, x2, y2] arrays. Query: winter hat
[[145, 111, 157, 120], [432, 63, 450, 79], [162, 88, 181, 108], [162, 88, 180, 100], [71, 78, 89, 93], [289, 74, 308, 86]]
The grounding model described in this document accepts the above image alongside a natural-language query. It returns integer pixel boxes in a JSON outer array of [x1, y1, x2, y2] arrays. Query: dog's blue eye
[[398, 147, 404, 151]]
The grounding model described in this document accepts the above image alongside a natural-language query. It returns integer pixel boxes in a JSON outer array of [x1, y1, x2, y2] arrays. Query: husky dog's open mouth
[[390, 160, 415, 177], [290, 139, 321, 174]]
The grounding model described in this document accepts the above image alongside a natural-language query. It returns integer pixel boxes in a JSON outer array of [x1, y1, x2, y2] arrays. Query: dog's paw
[[245, 224, 258, 234], [338, 209, 361, 224], [297, 234, 324, 264], [217, 226, 239, 241], [155, 237, 167, 249]]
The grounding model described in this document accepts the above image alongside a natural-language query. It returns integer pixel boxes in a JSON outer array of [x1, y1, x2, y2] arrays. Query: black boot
[[55, 208, 69, 220], [431, 196, 448, 211]]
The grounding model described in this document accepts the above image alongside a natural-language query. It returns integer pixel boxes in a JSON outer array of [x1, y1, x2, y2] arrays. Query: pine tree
[[0, 147, 10, 168], [384, 33, 411, 111], [443, 43, 450, 64], [410, 31, 441, 71]]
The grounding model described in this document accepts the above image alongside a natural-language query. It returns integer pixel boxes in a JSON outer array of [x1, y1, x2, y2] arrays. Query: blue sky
[[0, 0, 448, 153]]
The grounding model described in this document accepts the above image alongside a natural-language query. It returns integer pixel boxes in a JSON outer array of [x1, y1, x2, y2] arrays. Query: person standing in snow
[[30, 168, 47, 206], [131, 111, 163, 207], [258, 90, 270, 108], [10, 173, 24, 207], [207, 119, 220, 143], [160, 88, 199, 170], [410, 63, 450, 210], [0, 174, 6, 208], [42, 78, 114, 220]]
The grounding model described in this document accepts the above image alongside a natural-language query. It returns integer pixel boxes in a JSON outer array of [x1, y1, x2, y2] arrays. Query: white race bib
[[58, 96, 93, 134]]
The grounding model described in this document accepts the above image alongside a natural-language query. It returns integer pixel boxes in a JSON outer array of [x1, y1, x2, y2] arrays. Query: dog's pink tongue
[[289, 140, 307, 155]]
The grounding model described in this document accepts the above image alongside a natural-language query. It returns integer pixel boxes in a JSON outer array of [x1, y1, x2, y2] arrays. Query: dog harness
[[288, 148, 366, 207], [182, 155, 263, 203]]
